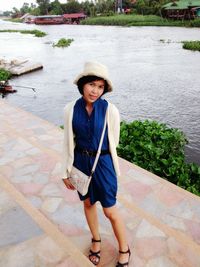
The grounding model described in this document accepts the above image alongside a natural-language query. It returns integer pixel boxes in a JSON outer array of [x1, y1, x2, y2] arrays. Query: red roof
[[63, 13, 86, 19]]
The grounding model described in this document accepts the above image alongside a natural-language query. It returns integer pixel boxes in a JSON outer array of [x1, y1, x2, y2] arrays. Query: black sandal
[[116, 247, 131, 267], [89, 238, 101, 266]]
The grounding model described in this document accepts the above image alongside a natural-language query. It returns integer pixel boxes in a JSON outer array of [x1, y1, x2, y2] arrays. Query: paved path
[[0, 99, 200, 267]]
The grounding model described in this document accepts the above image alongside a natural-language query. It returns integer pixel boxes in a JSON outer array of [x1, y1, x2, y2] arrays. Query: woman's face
[[83, 79, 105, 105]]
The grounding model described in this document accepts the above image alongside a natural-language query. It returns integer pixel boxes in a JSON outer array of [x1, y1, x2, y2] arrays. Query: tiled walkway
[[0, 99, 200, 267]]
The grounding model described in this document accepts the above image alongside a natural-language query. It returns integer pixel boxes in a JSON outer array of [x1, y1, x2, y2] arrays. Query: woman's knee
[[103, 207, 117, 221]]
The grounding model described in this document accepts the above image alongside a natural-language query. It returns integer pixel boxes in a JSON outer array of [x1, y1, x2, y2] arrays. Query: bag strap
[[89, 108, 108, 178]]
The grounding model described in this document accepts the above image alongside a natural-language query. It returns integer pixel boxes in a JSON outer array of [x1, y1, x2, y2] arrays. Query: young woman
[[62, 62, 131, 266]]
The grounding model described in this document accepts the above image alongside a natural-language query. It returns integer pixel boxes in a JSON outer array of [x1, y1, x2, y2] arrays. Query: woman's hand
[[62, 178, 76, 190]]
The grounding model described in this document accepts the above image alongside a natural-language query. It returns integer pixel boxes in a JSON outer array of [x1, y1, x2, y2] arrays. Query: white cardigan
[[61, 100, 121, 178]]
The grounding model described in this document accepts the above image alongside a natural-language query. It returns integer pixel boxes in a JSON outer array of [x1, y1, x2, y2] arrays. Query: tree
[[20, 2, 31, 15], [31, 3, 37, 9], [81, 0, 95, 16], [95, 0, 115, 14], [49, 0, 63, 14], [134, 0, 170, 15], [30, 7, 41, 15], [11, 7, 21, 18], [122, 0, 135, 10], [36, 0, 50, 15], [61, 1, 82, 14]]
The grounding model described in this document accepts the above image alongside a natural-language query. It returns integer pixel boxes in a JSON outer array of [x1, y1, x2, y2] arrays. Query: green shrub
[[0, 68, 12, 81], [182, 40, 200, 52], [53, 38, 74, 48], [117, 120, 200, 196], [190, 18, 200, 27], [177, 162, 200, 195]]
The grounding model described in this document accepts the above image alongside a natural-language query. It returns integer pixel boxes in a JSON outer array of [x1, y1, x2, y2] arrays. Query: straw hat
[[73, 61, 113, 92]]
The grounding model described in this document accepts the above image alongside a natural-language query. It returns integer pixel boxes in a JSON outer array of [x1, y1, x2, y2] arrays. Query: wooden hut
[[63, 13, 86, 24], [162, 0, 200, 19]]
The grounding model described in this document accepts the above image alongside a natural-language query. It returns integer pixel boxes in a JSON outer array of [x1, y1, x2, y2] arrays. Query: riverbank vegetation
[[0, 69, 12, 81], [81, 15, 200, 27], [182, 40, 200, 51], [117, 120, 200, 196], [53, 38, 74, 47], [4, 18, 23, 23], [81, 14, 177, 26], [0, 29, 47, 37]]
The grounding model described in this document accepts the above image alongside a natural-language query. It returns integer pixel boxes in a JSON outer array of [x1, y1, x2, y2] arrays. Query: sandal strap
[[89, 250, 101, 258], [89, 249, 101, 258], [116, 261, 129, 267], [92, 238, 101, 243], [117, 247, 131, 267], [119, 248, 130, 254]]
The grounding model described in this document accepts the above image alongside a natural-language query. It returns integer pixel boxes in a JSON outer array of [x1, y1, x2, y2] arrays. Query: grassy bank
[[3, 18, 22, 23], [0, 29, 47, 37], [81, 14, 200, 27]]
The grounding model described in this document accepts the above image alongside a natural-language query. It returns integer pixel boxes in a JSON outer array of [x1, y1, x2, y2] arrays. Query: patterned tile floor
[[0, 99, 200, 267]]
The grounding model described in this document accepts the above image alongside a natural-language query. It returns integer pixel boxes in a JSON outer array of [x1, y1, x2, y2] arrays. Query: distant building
[[162, 0, 200, 19], [63, 13, 86, 24]]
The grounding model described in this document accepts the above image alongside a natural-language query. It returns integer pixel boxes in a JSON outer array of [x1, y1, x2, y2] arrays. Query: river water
[[0, 20, 200, 164]]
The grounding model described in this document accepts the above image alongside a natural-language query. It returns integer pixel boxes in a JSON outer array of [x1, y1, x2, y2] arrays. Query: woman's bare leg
[[103, 205, 130, 265], [84, 198, 101, 264]]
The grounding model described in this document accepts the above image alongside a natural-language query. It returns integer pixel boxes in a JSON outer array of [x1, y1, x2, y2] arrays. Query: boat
[[35, 15, 65, 25], [0, 81, 17, 94]]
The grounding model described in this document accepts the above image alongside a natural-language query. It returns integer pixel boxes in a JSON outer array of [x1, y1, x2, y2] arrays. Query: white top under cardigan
[[61, 100, 121, 179]]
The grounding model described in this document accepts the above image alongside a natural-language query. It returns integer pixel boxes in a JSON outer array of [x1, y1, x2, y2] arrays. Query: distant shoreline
[[0, 16, 11, 20], [1, 15, 200, 28], [80, 14, 200, 28]]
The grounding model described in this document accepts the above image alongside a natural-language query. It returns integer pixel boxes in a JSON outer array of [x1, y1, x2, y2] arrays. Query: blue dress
[[72, 97, 117, 208]]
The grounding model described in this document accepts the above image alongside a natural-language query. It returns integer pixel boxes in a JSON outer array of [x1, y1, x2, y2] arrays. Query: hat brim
[[73, 71, 113, 92]]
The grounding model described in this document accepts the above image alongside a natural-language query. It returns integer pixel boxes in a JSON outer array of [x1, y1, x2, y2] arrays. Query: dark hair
[[77, 75, 109, 95]]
